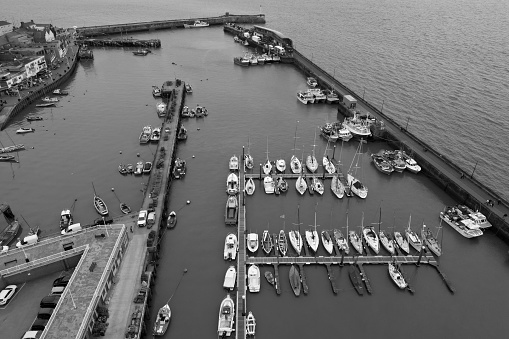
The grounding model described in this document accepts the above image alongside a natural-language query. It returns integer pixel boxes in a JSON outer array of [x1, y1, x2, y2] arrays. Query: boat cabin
[[343, 95, 357, 109]]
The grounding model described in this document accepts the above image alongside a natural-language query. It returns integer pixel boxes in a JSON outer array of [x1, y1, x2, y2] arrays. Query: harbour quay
[[224, 24, 509, 242]]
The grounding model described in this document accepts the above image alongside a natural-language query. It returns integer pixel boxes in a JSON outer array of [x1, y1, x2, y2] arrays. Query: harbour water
[[1, 1, 509, 338]]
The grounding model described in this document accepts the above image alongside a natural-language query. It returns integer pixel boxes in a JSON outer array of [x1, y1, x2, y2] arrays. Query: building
[[0, 21, 13, 36], [20, 20, 57, 42], [0, 55, 47, 91]]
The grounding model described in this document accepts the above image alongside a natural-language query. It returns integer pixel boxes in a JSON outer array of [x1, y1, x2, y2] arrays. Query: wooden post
[[340, 250, 345, 267], [332, 145, 336, 159], [242, 146, 245, 165], [259, 164, 262, 180], [416, 244, 425, 266]]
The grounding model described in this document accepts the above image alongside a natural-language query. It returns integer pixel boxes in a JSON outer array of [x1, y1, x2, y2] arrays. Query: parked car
[[37, 308, 54, 319], [137, 210, 148, 227], [94, 216, 113, 225], [40, 295, 60, 308], [147, 211, 156, 228], [21, 331, 42, 339], [30, 318, 49, 331], [51, 286, 65, 295], [0, 284, 17, 305], [53, 275, 71, 287]]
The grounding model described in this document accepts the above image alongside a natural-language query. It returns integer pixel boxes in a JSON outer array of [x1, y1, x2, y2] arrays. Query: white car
[[137, 210, 148, 227], [0, 285, 17, 305]]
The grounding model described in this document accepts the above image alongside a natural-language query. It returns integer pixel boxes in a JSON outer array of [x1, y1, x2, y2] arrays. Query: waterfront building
[[0, 21, 13, 36]]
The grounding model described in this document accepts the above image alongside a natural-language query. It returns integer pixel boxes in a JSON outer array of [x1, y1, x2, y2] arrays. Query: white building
[[0, 21, 13, 36]]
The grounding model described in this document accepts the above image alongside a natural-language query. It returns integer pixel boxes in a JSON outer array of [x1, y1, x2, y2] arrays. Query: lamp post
[[405, 117, 410, 130]]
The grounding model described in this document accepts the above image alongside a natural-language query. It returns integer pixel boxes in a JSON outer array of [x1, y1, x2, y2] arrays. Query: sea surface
[[1, 1, 509, 338]]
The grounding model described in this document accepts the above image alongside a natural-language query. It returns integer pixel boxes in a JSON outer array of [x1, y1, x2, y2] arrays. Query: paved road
[[293, 50, 509, 227]]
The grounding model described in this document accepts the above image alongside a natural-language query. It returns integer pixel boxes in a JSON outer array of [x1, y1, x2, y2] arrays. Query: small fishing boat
[[120, 203, 131, 215], [371, 153, 394, 175], [118, 164, 128, 175], [152, 86, 161, 97], [226, 172, 239, 195], [0, 155, 16, 162], [276, 176, 288, 193], [246, 232, 259, 253], [246, 311, 256, 336], [181, 105, 194, 118], [312, 177, 324, 195], [223, 233, 238, 261], [278, 230, 288, 256], [247, 265, 260, 293], [139, 125, 152, 144], [362, 226, 380, 254], [167, 211, 177, 229], [93, 195, 108, 216], [143, 161, 152, 174], [0, 144, 25, 154], [53, 89, 68, 95], [192, 105, 208, 117], [172, 158, 186, 179], [185, 20, 209, 28], [333, 229, 349, 254], [35, 102, 56, 107], [224, 195, 238, 226], [261, 229, 273, 255], [295, 175, 307, 195], [276, 158, 286, 173], [153, 304, 171, 336], [59, 209, 73, 231], [264, 271, 275, 286], [382, 150, 406, 172], [0, 220, 21, 247], [245, 177, 256, 195], [177, 125, 188, 140], [319, 123, 339, 143], [233, 54, 250, 66], [343, 112, 372, 138], [15, 127, 35, 134], [156, 103, 166, 117], [126, 164, 134, 174], [133, 49, 149, 56], [321, 230, 334, 254], [217, 294, 235, 337], [134, 161, 144, 175], [26, 116, 43, 121], [185, 83, 193, 93], [333, 122, 354, 141], [263, 176, 275, 194], [394, 231, 410, 254], [229, 155, 239, 171], [150, 127, 161, 142], [330, 174, 345, 199], [223, 266, 236, 291], [42, 97, 59, 103], [349, 266, 364, 295], [289, 265, 301, 297], [306, 77, 318, 87], [421, 224, 442, 256], [324, 89, 340, 104], [388, 262, 408, 289], [379, 230, 395, 255], [397, 150, 421, 173]]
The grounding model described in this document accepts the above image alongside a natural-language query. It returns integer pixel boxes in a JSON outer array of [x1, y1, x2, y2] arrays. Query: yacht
[[246, 232, 259, 253], [306, 211, 320, 253], [223, 266, 236, 291], [388, 262, 408, 289], [217, 294, 235, 337], [349, 229, 363, 254], [333, 229, 349, 254], [289, 265, 301, 297], [440, 207, 483, 238], [295, 175, 307, 195], [288, 230, 303, 255], [347, 173, 368, 199], [405, 217, 423, 252], [297, 91, 315, 104], [330, 174, 345, 199], [247, 265, 260, 292], [321, 230, 334, 254], [150, 127, 161, 142], [394, 231, 410, 254], [454, 205, 492, 229], [229, 155, 239, 171], [312, 177, 324, 195], [323, 155, 336, 174], [223, 233, 238, 261], [362, 226, 380, 254], [276, 158, 286, 173], [263, 176, 275, 194], [245, 177, 256, 196], [379, 230, 395, 255], [421, 224, 442, 257]]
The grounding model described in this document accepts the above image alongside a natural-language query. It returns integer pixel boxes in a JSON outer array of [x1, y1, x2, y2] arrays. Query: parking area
[[0, 271, 62, 339]]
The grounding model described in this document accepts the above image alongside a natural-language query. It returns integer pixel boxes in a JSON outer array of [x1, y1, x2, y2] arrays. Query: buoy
[[119, 151, 122, 154], [192, 155, 195, 158], [137, 153, 140, 157], [184, 268, 188, 273], [197, 128, 200, 131], [111, 188, 115, 191], [186, 200, 191, 204]]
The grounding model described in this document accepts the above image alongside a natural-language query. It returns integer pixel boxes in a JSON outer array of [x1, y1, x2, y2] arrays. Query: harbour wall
[[77, 13, 266, 37]]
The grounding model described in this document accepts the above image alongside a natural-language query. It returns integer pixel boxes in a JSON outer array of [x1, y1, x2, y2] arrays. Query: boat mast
[[91, 182, 98, 196], [265, 136, 269, 162], [311, 129, 317, 160], [292, 121, 300, 156]]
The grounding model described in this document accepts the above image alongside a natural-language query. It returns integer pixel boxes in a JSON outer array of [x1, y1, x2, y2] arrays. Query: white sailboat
[[295, 147, 308, 195], [290, 121, 302, 174], [289, 205, 304, 255], [347, 139, 368, 199], [306, 206, 320, 253], [245, 177, 256, 195], [349, 212, 364, 254], [312, 176, 325, 195], [330, 173, 345, 199], [388, 262, 408, 289], [244, 138, 254, 170], [263, 137, 272, 175], [306, 130, 319, 173], [405, 215, 422, 252], [377, 208, 395, 255], [276, 156, 286, 173], [322, 139, 336, 174], [321, 230, 334, 254]]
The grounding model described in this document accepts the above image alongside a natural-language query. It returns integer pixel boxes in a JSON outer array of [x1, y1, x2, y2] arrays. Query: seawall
[[77, 13, 266, 37]]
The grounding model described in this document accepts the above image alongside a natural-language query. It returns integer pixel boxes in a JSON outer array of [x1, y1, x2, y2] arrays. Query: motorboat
[[59, 209, 73, 231], [307, 88, 326, 103], [397, 150, 421, 173], [349, 266, 364, 295], [262, 53, 272, 63], [172, 158, 186, 179], [133, 49, 149, 56], [271, 54, 281, 63], [278, 230, 288, 256], [249, 54, 258, 65], [257, 54, 266, 64], [185, 83, 192, 93], [348, 230, 363, 254], [118, 164, 128, 175], [217, 294, 235, 337], [152, 86, 161, 97], [371, 153, 394, 175], [177, 125, 188, 140], [264, 271, 275, 286], [333, 122, 353, 142], [42, 97, 59, 103], [333, 229, 349, 254], [382, 150, 406, 172], [288, 230, 303, 255], [185, 20, 209, 28], [440, 207, 483, 238], [289, 265, 301, 297], [263, 159, 272, 175], [126, 163, 134, 174], [153, 304, 171, 336], [295, 175, 307, 195], [276, 176, 288, 193], [244, 153, 254, 170], [16, 127, 35, 134], [312, 177, 324, 195], [306, 130, 319, 172], [263, 176, 275, 194], [323, 156, 336, 174], [167, 211, 177, 229], [229, 155, 239, 171], [388, 262, 408, 289], [150, 127, 161, 142], [226, 173, 239, 195], [245, 177, 256, 195], [307, 176, 315, 195], [306, 77, 318, 87], [0, 144, 25, 154], [181, 105, 194, 118], [362, 226, 380, 254], [246, 232, 259, 253], [0, 155, 16, 162], [156, 103, 166, 117], [0, 220, 21, 247], [330, 174, 345, 199], [52, 89, 68, 95], [26, 116, 43, 121], [320, 123, 339, 142], [139, 125, 152, 144], [405, 217, 423, 252], [343, 112, 372, 137], [223, 233, 238, 261], [143, 162, 152, 174], [233, 55, 250, 67], [261, 230, 273, 255], [321, 230, 334, 254], [297, 91, 315, 104], [93, 194, 108, 216], [347, 173, 368, 199], [276, 158, 286, 173], [379, 230, 395, 255], [247, 265, 260, 292], [224, 196, 238, 226], [306, 211, 320, 253], [246, 311, 256, 336], [324, 89, 340, 104], [421, 224, 442, 256], [394, 231, 410, 254], [36, 102, 55, 107], [454, 205, 492, 229], [192, 105, 208, 118], [134, 161, 144, 175], [120, 202, 131, 215], [223, 266, 236, 291]]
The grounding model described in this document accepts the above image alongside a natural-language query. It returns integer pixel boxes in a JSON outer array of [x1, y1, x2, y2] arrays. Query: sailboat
[[378, 208, 395, 255], [321, 230, 334, 254], [348, 212, 363, 254], [362, 212, 380, 254], [92, 182, 108, 216], [276, 156, 286, 173], [244, 138, 254, 170], [388, 262, 408, 289], [330, 172, 345, 199], [421, 222, 442, 256], [312, 176, 324, 195], [306, 130, 319, 173], [347, 139, 368, 199], [306, 206, 320, 253], [245, 177, 256, 195], [153, 269, 187, 336], [333, 229, 349, 254], [289, 205, 303, 255], [278, 229, 288, 256], [405, 215, 422, 252], [322, 140, 336, 174], [394, 230, 410, 255], [295, 147, 308, 195], [261, 227, 273, 255], [290, 121, 302, 174], [289, 265, 301, 297], [263, 137, 272, 175]]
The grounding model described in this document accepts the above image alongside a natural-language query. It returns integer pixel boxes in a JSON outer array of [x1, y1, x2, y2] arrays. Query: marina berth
[[347, 173, 368, 199], [0, 219, 21, 247], [322, 155, 336, 174], [247, 264, 260, 292], [440, 207, 483, 238], [306, 131, 319, 172], [224, 233, 238, 261], [217, 294, 235, 337], [184, 83, 192, 93], [181, 105, 194, 118], [172, 158, 186, 179], [246, 232, 259, 253], [167, 211, 177, 229], [0, 144, 25, 154], [0, 155, 16, 162], [276, 176, 288, 193], [223, 266, 236, 291], [224, 195, 238, 226], [388, 262, 408, 289], [226, 172, 239, 195], [306, 211, 320, 253], [139, 125, 152, 144], [264, 271, 275, 286]]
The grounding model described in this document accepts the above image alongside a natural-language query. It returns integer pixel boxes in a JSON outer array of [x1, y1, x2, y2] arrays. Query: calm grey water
[[1, 1, 509, 338]]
